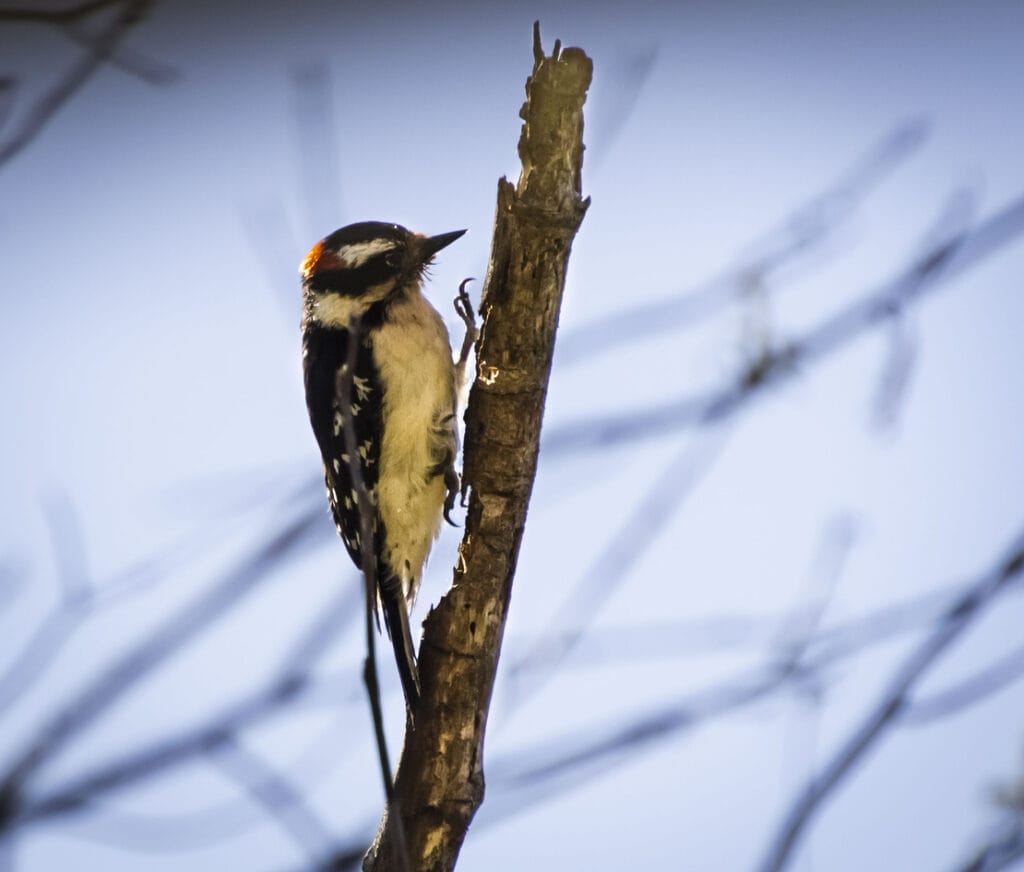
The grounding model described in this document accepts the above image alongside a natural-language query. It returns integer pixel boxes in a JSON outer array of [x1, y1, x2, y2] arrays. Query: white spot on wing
[[353, 375, 372, 401]]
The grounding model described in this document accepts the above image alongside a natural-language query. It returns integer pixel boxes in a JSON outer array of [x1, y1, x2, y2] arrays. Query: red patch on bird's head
[[300, 241, 348, 279]]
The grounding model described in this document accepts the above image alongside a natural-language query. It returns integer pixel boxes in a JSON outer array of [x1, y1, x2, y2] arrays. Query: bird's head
[[300, 221, 466, 328]]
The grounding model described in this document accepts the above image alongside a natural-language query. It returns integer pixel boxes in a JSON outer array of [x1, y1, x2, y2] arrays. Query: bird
[[300, 221, 466, 712]]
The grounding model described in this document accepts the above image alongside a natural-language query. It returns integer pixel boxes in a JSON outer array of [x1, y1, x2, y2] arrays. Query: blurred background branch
[[0, 0, 174, 167], [544, 190, 1024, 456], [757, 531, 1024, 872]]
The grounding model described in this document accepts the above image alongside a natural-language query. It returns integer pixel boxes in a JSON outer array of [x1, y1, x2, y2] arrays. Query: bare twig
[[949, 827, 1024, 872], [485, 663, 791, 815], [241, 64, 350, 322], [505, 423, 730, 711], [947, 747, 1024, 872], [555, 118, 929, 367], [46, 713, 359, 853], [0, 1, 121, 24], [0, 494, 95, 708], [902, 639, 1024, 725], [506, 574, 970, 672], [0, 502, 324, 828], [0, 78, 14, 132], [14, 672, 308, 827], [212, 736, 335, 864], [869, 314, 917, 432], [585, 46, 656, 171], [2, 0, 177, 83], [9, 584, 359, 830], [544, 192, 1024, 455], [756, 528, 1024, 872], [474, 532, 1024, 819], [289, 62, 345, 242], [26, 483, 1000, 855], [869, 186, 976, 432], [239, 198, 305, 322], [769, 515, 858, 670], [61, 18, 178, 83], [335, 318, 391, 787], [0, 0, 156, 167], [0, 487, 305, 714]]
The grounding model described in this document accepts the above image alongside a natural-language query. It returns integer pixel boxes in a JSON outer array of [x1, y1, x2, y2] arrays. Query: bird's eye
[[384, 251, 401, 269]]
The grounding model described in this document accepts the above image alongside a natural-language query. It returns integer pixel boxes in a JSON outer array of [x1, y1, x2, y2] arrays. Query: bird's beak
[[418, 229, 467, 262]]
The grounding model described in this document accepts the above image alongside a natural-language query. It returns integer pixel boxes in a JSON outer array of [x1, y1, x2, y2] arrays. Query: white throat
[[306, 278, 409, 329]]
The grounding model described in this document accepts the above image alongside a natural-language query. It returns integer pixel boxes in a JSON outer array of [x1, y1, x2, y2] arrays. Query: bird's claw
[[454, 278, 477, 327]]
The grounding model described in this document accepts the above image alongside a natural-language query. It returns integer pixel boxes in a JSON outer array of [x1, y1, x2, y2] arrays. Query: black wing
[[302, 323, 383, 567], [302, 321, 422, 709]]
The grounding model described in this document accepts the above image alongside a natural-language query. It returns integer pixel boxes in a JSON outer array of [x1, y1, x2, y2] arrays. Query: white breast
[[372, 287, 456, 601]]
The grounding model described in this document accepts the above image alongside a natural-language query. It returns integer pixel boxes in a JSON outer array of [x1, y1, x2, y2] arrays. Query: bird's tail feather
[[380, 579, 421, 713]]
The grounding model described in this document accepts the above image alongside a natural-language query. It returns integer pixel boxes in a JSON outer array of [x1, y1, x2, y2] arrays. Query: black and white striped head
[[300, 221, 465, 328]]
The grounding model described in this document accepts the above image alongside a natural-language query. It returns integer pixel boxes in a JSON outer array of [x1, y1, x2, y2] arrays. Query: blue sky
[[2, 2, 1023, 870]]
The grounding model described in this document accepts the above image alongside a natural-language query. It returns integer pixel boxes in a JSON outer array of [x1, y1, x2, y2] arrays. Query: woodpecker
[[301, 221, 466, 712]]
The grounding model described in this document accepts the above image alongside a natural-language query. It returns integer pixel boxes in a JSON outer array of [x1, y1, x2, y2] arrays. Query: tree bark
[[364, 22, 591, 872]]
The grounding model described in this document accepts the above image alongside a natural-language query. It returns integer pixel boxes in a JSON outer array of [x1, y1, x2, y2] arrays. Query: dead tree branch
[[363, 22, 591, 872]]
